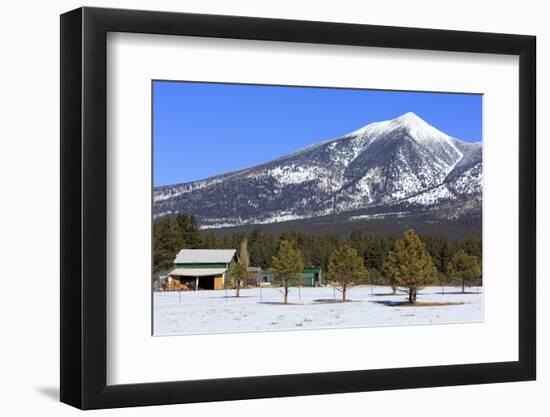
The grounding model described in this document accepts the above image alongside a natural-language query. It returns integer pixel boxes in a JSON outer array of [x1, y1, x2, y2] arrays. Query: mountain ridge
[[154, 112, 482, 230]]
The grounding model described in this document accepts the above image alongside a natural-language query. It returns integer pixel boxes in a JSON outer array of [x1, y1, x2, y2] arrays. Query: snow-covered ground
[[153, 286, 483, 336]]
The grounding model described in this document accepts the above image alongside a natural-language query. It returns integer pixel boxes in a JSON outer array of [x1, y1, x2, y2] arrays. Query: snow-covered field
[[153, 286, 483, 336]]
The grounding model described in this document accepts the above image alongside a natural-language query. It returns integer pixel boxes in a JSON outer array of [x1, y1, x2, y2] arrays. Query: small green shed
[[260, 267, 322, 287]]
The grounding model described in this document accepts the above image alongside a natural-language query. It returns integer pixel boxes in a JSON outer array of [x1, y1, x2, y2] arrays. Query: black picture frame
[[60, 6, 536, 410]]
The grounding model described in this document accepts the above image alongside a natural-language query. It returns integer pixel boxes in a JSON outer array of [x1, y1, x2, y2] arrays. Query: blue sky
[[153, 81, 482, 187]]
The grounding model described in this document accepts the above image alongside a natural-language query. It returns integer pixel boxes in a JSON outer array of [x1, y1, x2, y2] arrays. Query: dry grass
[[373, 300, 465, 307], [399, 301, 465, 307]]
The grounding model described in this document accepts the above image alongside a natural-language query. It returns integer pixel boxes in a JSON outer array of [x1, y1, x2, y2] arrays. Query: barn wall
[[214, 275, 224, 290]]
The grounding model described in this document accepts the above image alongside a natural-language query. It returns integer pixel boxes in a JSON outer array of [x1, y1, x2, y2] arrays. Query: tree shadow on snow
[[372, 300, 408, 307], [372, 300, 465, 307], [313, 299, 358, 304], [372, 293, 406, 297], [209, 295, 257, 299], [434, 291, 482, 295], [257, 301, 301, 306]]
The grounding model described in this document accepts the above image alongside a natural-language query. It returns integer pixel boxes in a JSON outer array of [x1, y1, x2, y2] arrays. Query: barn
[[168, 249, 237, 291]]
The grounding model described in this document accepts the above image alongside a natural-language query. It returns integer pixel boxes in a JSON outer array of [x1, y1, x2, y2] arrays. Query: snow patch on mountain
[[349, 211, 409, 221], [404, 184, 455, 206], [266, 165, 320, 185], [154, 178, 223, 202], [448, 163, 482, 196]]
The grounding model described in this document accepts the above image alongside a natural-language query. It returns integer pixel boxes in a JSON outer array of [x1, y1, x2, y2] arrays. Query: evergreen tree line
[[153, 213, 482, 291]]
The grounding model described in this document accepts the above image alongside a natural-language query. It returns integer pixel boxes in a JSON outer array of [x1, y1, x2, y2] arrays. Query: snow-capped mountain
[[154, 112, 482, 229]]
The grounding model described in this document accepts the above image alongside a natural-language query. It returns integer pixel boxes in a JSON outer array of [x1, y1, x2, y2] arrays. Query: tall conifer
[[383, 229, 438, 304]]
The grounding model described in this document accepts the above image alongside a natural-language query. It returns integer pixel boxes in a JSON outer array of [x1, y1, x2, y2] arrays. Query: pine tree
[[202, 233, 220, 249], [248, 228, 278, 268], [461, 236, 482, 258], [327, 244, 368, 301], [364, 235, 391, 281], [221, 235, 232, 249], [271, 240, 305, 304], [447, 249, 482, 293], [175, 213, 202, 248], [153, 218, 184, 272], [349, 230, 367, 259], [279, 230, 298, 244], [229, 262, 248, 297], [421, 236, 454, 285], [383, 229, 438, 304], [439, 238, 453, 279]]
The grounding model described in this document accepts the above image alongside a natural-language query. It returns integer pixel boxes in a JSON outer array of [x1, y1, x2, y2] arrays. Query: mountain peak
[[393, 112, 435, 132], [348, 112, 449, 143], [395, 111, 423, 123], [393, 112, 447, 139]]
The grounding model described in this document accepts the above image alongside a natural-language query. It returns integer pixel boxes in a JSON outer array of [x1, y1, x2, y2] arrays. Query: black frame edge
[[81, 6, 109, 409], [60, 7, 83, 409], [60, 6, 537, 410], [518, 35, 537, 380]]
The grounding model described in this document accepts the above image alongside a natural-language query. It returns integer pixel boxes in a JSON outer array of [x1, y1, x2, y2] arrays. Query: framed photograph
[[60, 6, 536, 409]]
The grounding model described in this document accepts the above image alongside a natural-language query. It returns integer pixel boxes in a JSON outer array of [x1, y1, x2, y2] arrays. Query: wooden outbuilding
[[168, 249, 237, 291]]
